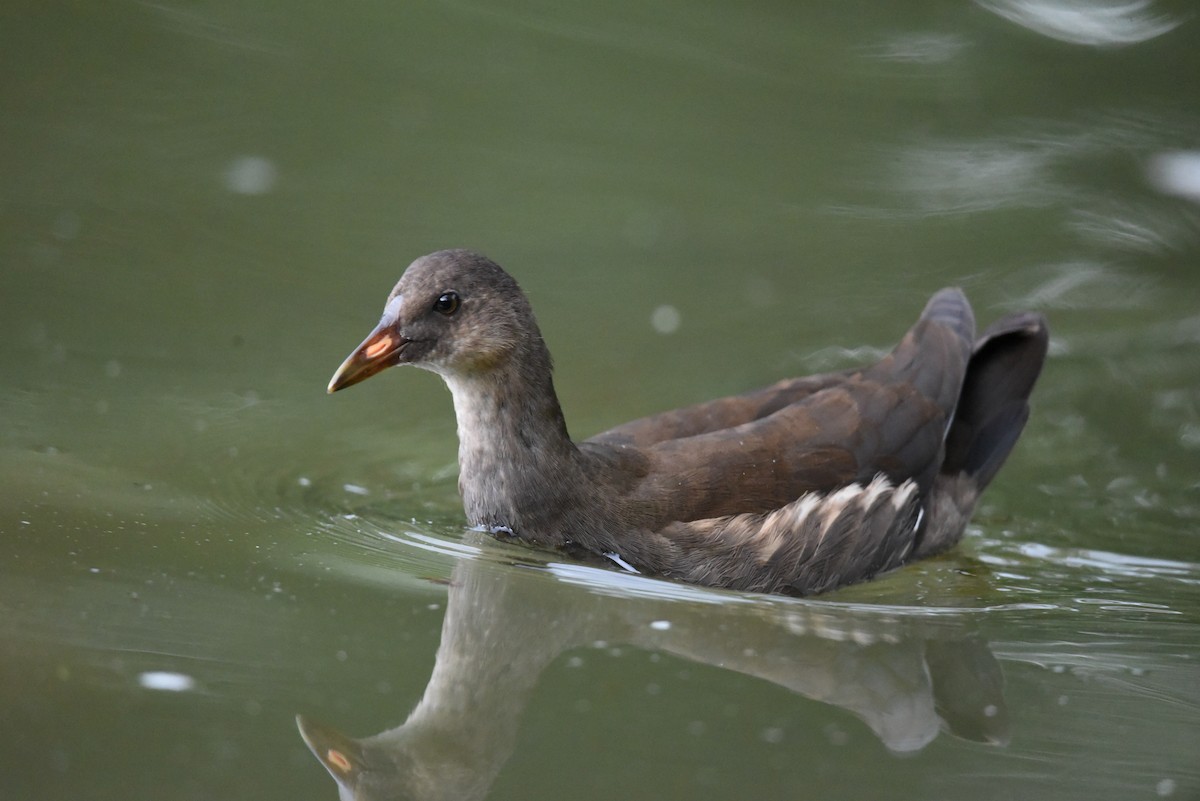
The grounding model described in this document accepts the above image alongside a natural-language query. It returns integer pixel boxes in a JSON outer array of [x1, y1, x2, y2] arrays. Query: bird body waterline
[[328, 249, 1047, 596]]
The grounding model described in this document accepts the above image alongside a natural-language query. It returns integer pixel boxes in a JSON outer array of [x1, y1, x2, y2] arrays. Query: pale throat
[[441, 368, 579, 526]]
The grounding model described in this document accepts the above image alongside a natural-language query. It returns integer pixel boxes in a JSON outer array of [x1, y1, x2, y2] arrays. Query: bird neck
[[440, 340, 583, 537]]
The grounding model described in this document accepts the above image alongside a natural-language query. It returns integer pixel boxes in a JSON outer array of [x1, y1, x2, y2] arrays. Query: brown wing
[[619, 290, 976, 527], [586, 370, 855, 448]]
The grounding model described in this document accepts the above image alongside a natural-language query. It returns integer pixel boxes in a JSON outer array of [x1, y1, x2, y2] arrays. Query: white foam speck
[[649, 620, 672, 631], [1178, 422, 1200, 449], [138, 671, 196, 692], [223, 155, 278, 195], [343, 483, 370, 496], [1147, 151, 1200, 203], [650, 304, 681, 335]]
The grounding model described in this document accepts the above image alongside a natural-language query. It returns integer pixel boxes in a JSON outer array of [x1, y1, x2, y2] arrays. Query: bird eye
[[433, 292, 460, 316]]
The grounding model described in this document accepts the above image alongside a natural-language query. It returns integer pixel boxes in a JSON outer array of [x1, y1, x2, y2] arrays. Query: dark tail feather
[[879, 288, 975, 416], [942, 311, 1049, 488], [921, 287, 976, 342]]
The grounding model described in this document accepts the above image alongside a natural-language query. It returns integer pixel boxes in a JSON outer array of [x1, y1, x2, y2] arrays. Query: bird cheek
[[396, 336, 432, 365]]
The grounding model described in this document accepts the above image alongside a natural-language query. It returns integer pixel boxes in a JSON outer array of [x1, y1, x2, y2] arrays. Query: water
[[2, 2, 1199, 799]]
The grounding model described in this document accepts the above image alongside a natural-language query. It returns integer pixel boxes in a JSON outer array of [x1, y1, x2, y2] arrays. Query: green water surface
[[2, 2, 1198, 800]]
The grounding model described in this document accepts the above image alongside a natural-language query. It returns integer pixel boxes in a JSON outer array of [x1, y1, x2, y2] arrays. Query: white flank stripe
[[818, 482, 863, 535], [857, 474, 894, 510], [604, 552, 640, 574], [788, 493, 824, 528], [890, 479, 918, 510]]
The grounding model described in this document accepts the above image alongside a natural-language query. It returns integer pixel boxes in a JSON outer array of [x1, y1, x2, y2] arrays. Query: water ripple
[[976, 0, 1182, 47]]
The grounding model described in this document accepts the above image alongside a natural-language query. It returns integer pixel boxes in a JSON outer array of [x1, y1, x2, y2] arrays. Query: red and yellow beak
[[327, 322, 408, 393]]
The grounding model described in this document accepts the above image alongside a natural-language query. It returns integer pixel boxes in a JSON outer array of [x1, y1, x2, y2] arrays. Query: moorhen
[[328, 250, 1047, 595]]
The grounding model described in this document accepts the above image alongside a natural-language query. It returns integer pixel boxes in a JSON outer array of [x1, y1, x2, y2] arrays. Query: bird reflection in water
[[297, 534, 1008, 801]]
